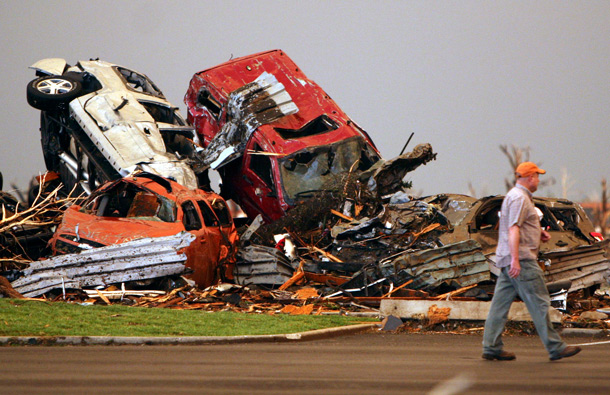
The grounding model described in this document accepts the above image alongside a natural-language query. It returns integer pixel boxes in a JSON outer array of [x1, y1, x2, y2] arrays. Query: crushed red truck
[[184, 49, 382, 222]]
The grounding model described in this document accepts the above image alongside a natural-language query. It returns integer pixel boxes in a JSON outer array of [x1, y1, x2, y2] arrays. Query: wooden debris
[[95, 289, 112, 305], [433, 284, 478, 300], [330, 209, 355, 222], [280, 304, 314, 315], [292, 287, 319, 300], [0, 276, 25, 299], [303, 272, 349, 287], [310, 246, 343, 263], [427, 304, 451, 326], [278, 271, 305, 291], [382, 279, 414, 298]]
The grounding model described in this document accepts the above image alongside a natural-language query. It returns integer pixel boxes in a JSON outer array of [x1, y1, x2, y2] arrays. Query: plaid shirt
[[495, 184, 542, 267]]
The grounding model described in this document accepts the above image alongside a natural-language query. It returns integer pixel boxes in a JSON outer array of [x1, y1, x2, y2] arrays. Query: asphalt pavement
[[1, 330, 609, 394]]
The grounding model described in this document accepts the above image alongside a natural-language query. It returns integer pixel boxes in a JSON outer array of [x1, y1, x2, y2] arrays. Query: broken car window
[[81, 181, 176, 222], [115, 66, 164, 98], [197, 200, 219, 227], [210, 199, 232, 226], [197, 89, 222, 119], [139, 101, 186, 126], [181, 201, 202, 231], [249, 144, 275, 189]]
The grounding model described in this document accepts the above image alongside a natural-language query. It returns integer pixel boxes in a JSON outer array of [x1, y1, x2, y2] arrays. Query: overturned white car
[[26, 58, 199, 194]]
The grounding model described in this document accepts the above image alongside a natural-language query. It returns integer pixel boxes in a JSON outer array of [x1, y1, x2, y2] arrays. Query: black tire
[[27, 75, 83, 111]]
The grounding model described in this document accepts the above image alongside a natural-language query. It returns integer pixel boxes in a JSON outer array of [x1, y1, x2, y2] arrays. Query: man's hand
[[541, 229, 551, 242], [509, 258, 521, 278]]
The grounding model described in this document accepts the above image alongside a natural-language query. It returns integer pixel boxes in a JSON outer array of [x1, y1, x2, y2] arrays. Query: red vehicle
[[50, 173, 238, 287], [185, 50, 381, 222]]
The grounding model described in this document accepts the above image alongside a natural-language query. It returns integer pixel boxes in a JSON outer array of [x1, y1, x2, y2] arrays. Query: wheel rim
[[36, 78, 74, 95]]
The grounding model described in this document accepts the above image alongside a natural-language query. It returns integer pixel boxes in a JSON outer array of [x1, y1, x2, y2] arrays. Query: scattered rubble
[[1, 50, 609, 334]]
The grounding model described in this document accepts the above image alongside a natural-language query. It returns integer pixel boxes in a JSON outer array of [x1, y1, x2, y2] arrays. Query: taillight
[[591, 232, 604, 242]]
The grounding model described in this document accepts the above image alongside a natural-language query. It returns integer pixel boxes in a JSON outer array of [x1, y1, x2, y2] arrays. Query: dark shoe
[[550, 346, 581, 361], [482, 350, 516, 361]]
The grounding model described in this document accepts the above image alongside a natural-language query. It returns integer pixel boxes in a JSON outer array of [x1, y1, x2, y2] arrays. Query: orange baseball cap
[[515, 162, 546, 178]]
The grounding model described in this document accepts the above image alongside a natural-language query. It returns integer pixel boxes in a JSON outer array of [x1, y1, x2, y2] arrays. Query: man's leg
[[514, 259, 566, 358], [483, 267, 517, 355]]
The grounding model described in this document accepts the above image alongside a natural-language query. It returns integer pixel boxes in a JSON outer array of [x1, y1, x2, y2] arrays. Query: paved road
[[1, 331, 608, 394]]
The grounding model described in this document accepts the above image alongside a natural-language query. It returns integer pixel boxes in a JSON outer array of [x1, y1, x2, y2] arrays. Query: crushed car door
[[180, 199, 219, 287], [238, 139, 285, 221], [196, 198, 237, 280]]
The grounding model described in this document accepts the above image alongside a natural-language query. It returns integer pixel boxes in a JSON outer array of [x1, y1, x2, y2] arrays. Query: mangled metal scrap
[[323, 239, 489, 298], [192, 72, 298, 171], [541, 242, 610, 291], [359, 143, 437, 197], [428, 193, 610, 292], [11, 232, 194, 298], [234, 245, 297, 286], [379, 239, 491, 292], [49, 173, 238, 288], [185, 49, 382, 222]]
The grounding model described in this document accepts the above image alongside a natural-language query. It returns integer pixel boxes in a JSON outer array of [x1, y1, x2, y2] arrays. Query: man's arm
[[508, 225, 521, 278]]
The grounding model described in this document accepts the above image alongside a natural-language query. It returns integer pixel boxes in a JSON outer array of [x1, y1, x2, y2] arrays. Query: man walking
[[482, 162, 581, 361]]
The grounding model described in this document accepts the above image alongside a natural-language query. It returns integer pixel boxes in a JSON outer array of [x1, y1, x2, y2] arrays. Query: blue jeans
[[482, 259, 566, 358]]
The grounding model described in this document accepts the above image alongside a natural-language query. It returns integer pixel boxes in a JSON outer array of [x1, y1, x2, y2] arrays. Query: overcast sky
[[1, 1, 608, 202]]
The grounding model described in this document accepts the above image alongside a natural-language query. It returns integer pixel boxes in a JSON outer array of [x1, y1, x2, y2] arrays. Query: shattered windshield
[[279, 137, 379, 201], [115, 66, 164, 98], [139, 101, 187, 126], [82, 182, 176, 222]]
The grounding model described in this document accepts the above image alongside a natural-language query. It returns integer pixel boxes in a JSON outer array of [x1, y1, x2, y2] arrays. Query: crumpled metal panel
[[11, 232, 194, 298], [380, 239, 490, 292], [193, 72, 298, 172], [233, 244, 296, 286], [541, 243, 610, 292], [359, 143, 437, 197]]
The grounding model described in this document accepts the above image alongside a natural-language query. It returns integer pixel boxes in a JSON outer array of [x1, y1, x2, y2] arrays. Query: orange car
[[50, 172, 238, 287]]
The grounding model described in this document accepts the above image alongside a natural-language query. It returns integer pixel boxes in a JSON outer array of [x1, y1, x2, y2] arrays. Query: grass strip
[[0, 299, 376, 337]]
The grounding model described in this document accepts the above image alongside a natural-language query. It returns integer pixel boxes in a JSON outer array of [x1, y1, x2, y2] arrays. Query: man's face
[[527, 173, 540, 192]]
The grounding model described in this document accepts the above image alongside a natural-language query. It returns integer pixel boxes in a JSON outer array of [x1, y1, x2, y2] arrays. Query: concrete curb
[[0, 323, 378, 346]]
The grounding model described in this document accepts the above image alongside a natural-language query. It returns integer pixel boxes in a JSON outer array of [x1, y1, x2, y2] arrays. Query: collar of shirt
[[515, 183, 532, 200]]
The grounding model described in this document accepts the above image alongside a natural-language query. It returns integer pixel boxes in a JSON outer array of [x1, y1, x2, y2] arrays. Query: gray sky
[[1, 1, 609, 202]]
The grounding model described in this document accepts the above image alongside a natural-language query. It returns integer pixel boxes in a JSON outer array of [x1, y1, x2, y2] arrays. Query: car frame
[[49, 172, 238, 287], [185, 50, 382, 222], [27, 58, 200, 195], [426, 193, 609, 291]]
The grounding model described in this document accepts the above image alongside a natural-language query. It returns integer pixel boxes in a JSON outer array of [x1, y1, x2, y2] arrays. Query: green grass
[[0, 299, 376, 337]]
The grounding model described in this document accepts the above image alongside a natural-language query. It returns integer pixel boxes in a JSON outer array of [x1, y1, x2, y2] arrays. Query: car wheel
[[26, 75, 83, 111]]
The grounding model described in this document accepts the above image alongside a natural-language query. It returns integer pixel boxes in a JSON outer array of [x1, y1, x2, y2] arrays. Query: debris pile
[[1, 178, 77, 268], [1, 50, 608, 329]]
